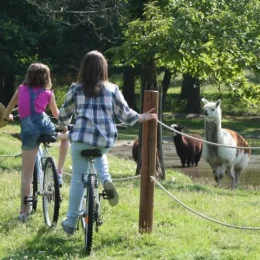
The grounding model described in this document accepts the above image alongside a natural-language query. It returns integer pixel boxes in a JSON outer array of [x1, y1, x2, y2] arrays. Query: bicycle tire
[[32, 162, 38, 211], [42, 157, 60, 227], [84, 174, 95, 254]]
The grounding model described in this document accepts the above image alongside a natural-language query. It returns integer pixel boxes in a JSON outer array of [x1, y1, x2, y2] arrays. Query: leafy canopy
[[112, 0, 260, 106]]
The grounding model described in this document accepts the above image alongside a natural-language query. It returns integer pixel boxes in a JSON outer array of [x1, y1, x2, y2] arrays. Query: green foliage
[[111, 0, 260, 107], [53, 85, 71, 108]]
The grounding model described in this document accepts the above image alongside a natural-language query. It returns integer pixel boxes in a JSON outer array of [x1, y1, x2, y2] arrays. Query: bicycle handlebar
[[116, 123, 127, 130], [10, 114, 127, 131]]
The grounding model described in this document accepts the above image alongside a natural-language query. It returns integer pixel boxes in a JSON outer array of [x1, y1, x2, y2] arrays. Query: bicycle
[[27, 119, 71, 227], [78, 124, 127, 255], [29, 134, 61, 227]]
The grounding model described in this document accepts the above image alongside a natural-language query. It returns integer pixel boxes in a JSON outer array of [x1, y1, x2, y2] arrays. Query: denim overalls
[[20, 87, 55, 150]]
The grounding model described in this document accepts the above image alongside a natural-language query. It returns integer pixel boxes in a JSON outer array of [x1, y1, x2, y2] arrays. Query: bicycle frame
[[35, 144, 49, 195], [81, 159, 101, 223]]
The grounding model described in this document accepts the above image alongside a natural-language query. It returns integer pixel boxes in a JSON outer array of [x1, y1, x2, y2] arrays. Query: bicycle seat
[[81, 149, 102, 158], [37, 135, 57, 143]]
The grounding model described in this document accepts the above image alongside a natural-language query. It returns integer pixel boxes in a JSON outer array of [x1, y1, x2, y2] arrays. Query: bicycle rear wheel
[[84, 174, 95, 255], [42, 157, 60, 227]]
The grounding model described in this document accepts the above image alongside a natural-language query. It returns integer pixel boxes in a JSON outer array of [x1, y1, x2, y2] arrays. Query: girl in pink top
[[4, 63, 69, 221]]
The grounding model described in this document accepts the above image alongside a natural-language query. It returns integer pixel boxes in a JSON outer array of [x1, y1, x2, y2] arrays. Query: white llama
[[201, 98, 250, 189]]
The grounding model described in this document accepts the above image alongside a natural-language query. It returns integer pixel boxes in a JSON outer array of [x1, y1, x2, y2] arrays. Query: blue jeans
[[66, 142, 111, 227], [20, 113, 55, 150]]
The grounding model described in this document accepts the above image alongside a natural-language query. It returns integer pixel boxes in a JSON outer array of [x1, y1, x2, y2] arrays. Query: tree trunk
[[161, 68, 172, 108], [0, 73, 15, 106], [180, 73, 201, 114], [122, 66, 138, 111], [136, 59, 164, 180], [4, 73, 15, 106], [0, 74, 4, 105]]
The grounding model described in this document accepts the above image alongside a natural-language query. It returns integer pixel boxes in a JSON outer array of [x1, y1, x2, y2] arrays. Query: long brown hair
[[24, 63, 52, 89], [77, 50, 108, 97]]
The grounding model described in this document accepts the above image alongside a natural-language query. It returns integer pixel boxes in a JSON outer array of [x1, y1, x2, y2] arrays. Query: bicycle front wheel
[[84, 174, 95, 255], [42, 157, 60, 227]]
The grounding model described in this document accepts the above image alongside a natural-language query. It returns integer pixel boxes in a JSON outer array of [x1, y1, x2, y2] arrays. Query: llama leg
[[187, 157, 192, 167], [226, 166, 236, 189], [213, 167, 223, 186], [234, 168, 242, 188], [191, 155, 195, 166], [180, 157, 186, 168], [194, 152, 202, 166]]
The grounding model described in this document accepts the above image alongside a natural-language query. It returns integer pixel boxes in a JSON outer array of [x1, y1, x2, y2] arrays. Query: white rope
[[151, 176, 260, 230], [113, 175, 140, 182], [63, 171, 72, 176], [157, 119, 260, 150], [0, 153, 21, 158], [63, 171, 140, 182]]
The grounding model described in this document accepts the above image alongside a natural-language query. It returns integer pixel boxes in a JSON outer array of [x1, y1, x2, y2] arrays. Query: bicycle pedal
[[24, 196, 37, 204], [100, 190, 113, 200], [97, 219, 103, 226]]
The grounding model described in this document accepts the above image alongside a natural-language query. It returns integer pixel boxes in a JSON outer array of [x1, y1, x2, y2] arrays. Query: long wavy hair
[[24, 63, 52, 89], [77, 50, 108, 97]]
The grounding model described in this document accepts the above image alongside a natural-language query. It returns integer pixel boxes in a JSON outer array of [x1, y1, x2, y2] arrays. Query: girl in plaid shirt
[[59, 50, 157, 235]]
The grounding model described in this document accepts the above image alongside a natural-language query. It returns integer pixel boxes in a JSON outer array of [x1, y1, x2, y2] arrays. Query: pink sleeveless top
[[18, 84, 53, 119]]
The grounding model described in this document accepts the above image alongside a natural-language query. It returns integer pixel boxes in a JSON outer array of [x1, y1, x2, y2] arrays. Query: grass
[[1, 77, 260, 258], [2, 124, 260, 259]]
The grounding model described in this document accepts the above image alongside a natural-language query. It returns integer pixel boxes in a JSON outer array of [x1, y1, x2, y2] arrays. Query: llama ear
[[216, 99, 221, 108], [201, 98, 208, 104]]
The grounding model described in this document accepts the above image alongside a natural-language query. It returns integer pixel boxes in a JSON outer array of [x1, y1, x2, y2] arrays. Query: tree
[[0, 0, 41, 105], [25, 0, 125, 42], [0, 0, 113, 106], [114, 0, 260, 113]]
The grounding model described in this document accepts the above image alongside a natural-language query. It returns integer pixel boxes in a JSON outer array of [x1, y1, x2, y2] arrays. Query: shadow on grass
[[4, 225, 84, 259], [0, 217, 22, 234]]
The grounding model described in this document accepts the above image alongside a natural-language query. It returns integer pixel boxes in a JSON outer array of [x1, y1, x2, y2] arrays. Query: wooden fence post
[[139, 90, 159, 233]]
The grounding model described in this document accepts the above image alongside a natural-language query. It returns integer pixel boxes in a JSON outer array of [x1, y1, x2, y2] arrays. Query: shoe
[[61, 218, 76, 235], [104, 181, 119, 206], [57, 173, 63, 187], [18, 212, 30, 222]]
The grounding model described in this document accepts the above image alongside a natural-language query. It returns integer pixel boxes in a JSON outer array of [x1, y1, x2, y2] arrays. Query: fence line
[[0, 153, 21, 158], [63, 171, 140, 182], [151, 176, 260, 230], [157, 119, 260, 150]]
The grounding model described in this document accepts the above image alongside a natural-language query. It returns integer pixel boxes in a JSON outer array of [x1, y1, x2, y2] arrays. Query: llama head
[[202, 99, 222, 122], [170, 124, 184, 136]]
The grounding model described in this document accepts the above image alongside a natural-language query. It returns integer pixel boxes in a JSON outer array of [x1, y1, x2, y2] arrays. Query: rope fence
[[151, 176, 260, 230], [157, 119, 260, 150], [0, 153, 21, 158], [63, 170, 140, 182]]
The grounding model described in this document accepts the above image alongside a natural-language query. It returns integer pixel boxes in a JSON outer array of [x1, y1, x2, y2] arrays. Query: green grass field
[[1, 73, 260, 259], [1, 123, 260, 259]]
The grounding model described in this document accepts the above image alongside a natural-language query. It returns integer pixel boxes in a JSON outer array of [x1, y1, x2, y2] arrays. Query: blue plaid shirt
[[58, 82, 139, 148]]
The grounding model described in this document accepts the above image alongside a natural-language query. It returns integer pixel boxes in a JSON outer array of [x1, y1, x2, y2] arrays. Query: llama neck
[[204, 120, 221, 158], [204, 121, 221, 142]]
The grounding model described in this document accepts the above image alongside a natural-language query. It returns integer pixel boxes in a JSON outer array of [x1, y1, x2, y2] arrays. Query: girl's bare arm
[[4, 90, 18, 120], [49, 93, 59, 119]]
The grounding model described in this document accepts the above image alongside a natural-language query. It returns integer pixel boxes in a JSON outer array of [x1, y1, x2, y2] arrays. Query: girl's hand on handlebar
[[56, 125, 68, 133], [4, 114, 14, 122]]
